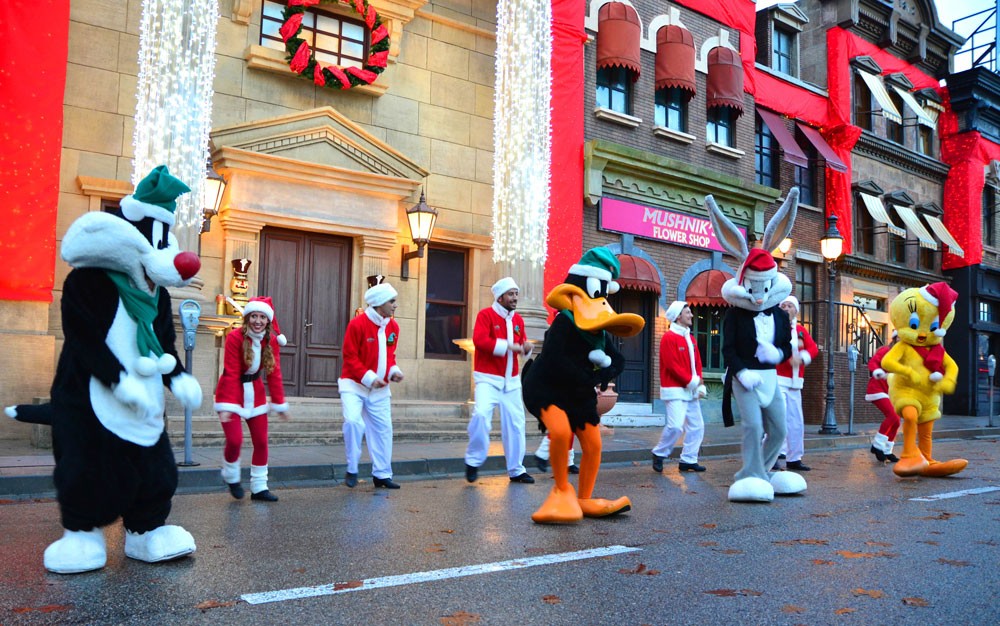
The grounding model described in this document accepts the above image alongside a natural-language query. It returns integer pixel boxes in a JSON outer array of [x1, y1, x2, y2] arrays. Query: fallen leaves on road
[[194, 600, 237, 612], [425, 543, 446, 553], [440, 610, 481, 625], [773, 538, 829, 546], [714, 548, 743, 555], [292, 567, 306, 573], [936, 558, 971, 567], [701, 523, 717, 529], [975, 539, 998, 546], [810, 512, 832, 518], [333, 580, 364, 591], [619, 563, 660, 576], [852, 588, 885, 598], [864, 541, 892, 547], [918, 511, 963, 521], [811, 559, 836, 565], [834, 608, 856, 615], [542, 595, 561, 605], [921, 540, 939, 546], [902, 597, 930, 607], [781, 605, 807, 614], [704, 589, 762, 597], [440, 529, 454, 534], [698, 541, 718, 547], [835, 550, 897, 559], [12, 605, 71, 614]]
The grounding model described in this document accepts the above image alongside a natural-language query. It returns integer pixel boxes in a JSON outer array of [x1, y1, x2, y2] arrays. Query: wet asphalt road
[[2, 437, 999, 625]]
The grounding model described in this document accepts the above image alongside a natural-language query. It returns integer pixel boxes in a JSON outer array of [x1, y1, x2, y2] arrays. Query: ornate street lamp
[[400, 190, 438, 281], [820, 214, 844, 435], [200, 165, 226, 234]]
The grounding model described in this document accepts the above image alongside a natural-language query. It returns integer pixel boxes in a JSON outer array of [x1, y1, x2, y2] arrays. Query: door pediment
[[211, 106, 428, 182]]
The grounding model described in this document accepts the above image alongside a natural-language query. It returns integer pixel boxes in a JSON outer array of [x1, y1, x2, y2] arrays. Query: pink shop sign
[[599, 197, 743, 252]]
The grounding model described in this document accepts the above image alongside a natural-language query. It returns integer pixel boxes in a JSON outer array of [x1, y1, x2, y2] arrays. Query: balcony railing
[[954, 6, 998, 73], [799, 300, 885, 364]]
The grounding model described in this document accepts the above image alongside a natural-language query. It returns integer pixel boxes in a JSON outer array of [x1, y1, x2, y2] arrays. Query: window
[[772, 27, 794, 75], [596, 66, 631, 114], [854, 74, 874, 131], [100, 199, 121, 213], [795, 261, 817, 333], [424, 247, 467, 358], [919, 245, 936, 271], [755, 116, 778, 187], [917, 125, 935, 157], [794, 131, 817, 206], [889, 232, 906, 264], [985, 184, 997, 247], [885, 92, 904, 145], [261, 0, 368, 70], [654, 88, 687, 132], [855, 196, 875, 255], [981, 301, 994, 323], [707, 107, 735, 147], [692, 306, 724, 372]]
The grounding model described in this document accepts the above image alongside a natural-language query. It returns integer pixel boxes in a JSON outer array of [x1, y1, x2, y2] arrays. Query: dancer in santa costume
[[867, 330, 901, 463], [214, 296, 290, 501], [774, 295, 819, 472], [464, 277, 535, 483], [339, 281, 404, 489]]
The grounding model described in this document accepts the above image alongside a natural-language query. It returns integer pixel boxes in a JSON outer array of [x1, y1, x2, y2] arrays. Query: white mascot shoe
[[124, 525, 196, 563], [770, 471, 807, 496], [44, 528, 107, 574], [728, 477, 774, 502]]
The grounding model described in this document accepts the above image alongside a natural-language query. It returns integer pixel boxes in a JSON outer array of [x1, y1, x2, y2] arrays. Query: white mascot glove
[[588, 349, 612, 369], [170, 373, 203, 411], [113, 373, 157, 416], [755, 340, 783, 365], [736, 369, 762, 390]]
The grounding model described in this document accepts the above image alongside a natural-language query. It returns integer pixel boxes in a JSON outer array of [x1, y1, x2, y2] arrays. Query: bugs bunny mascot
[[707, 188, 807, 502]]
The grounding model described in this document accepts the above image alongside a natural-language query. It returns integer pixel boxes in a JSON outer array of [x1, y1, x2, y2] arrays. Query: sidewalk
[[2, 415, 997, 498]]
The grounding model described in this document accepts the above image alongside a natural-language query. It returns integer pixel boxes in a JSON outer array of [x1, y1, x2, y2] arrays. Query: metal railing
[[954, 5, 998, 73], [798, 300, 885, 364]]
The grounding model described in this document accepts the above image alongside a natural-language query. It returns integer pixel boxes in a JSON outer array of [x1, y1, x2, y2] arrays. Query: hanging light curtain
[[133, 0, 219, 250], [492, 0, 552, 266]]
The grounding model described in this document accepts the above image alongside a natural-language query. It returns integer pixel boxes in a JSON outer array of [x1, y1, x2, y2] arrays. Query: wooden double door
[[259, 228, 353, 398], [608, 290, 655, 403]]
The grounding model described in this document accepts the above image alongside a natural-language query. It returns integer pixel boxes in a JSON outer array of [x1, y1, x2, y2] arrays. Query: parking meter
[[847, 345, 858, 373], [178, 300, 201, 466], [990, 355, 997, 428]]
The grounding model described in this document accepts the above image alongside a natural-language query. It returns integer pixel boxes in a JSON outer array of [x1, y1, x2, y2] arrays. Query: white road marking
[[909, 486, 1000, 502], [241, 544, 641, 605]]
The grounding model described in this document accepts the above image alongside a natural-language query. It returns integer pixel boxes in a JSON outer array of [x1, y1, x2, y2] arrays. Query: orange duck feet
[[532, 486, 583, 524], [919, 459, 968, 477], [579, 497, 632, 518], [893, 455, 930, 477]]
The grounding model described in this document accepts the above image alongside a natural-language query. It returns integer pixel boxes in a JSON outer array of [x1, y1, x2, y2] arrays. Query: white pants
[[780, 387, 805, 462], [534, 433, 576, 465], [652, 398, 704, 464], [342, 390, 393, 479], [464, 383, 526, 477]]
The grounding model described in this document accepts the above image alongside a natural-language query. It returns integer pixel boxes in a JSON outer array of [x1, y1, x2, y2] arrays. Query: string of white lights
[[491, 0, 552, 266], [133, 0, 218, 233]]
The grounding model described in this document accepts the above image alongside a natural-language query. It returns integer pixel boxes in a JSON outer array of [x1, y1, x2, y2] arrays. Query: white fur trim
[[124, 525, 195, 563], [919, 286, 938, 306], [250, 464, 269, 494], [242, 300, 274, 321], [157, 353, 176, 374], [134, 356, 158, 377], [361, 370, 379, 388], [493, 339, 508, 357], [929, 371, 944, 382], [864, 391, 889, 401], [872, 368, 886, 380], [269, 402, 289, 413], [588, 349, 612, 368], [872, 432, 890, 453], [569, 263, 612, 282], [119, 194, 176, 226], [728, 477, 774, 502], [221, 459, 241, 484], [275, 333, 287, 347], [389, 365, 403, 380], [799, 351, 811, 366], [491, 277, 518, 299], [933, 329, 947, 337], [4, 405, 16, 419]]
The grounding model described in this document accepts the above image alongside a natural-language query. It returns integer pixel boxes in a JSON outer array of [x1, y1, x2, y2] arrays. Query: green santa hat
[[568, 247, 621, 294], [120, 165, 190, 227]]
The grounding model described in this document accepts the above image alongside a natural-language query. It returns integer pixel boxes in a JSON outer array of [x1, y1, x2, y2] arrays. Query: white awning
[[893, 205, 938, 249], [890, 85, 936, 127], [923, 214, 965, 257], [860, 194, 905, 237], [858, 70, 902, 124]]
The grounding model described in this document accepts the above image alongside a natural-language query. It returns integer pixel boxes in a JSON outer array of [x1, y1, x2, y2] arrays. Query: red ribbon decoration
[[289, 41, 311, 73], [313, 64, 326, 86], [346, 66, 378, 84], [368, 49, 389, 68], [329, 66, 352, 89], [279, 12, 303, 42]]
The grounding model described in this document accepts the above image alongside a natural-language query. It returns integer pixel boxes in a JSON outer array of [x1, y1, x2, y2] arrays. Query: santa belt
[[240, 372, 261, 383]]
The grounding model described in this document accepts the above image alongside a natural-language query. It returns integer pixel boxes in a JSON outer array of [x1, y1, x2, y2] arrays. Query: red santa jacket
[[337, 307, 401, 398], [213, 328, 287, 418], [865, 343, 891, 401], [472, 302, 528, 391], [659, 323, 703, 401], [777, 322, 819, 390]]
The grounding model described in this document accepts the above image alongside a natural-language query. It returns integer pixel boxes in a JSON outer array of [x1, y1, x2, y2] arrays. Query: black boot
[[534, 454, 549, 472], [870, 445, 886, 462], [250, 489, 279, 502], [227, 482, 245, 500], [885, 452, 900, 463]]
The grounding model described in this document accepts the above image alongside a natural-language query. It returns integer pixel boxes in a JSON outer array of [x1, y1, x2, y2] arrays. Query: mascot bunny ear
[[705, 194, 750, 262], [761, 188, 799, 253]]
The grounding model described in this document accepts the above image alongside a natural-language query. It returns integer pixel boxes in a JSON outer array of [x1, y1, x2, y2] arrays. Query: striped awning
[[890, 85, 935, 127], [860, 194, 905, 238], [616, 254, 661, 293], [857, 70, 902, 124], [685, 269, 732, 307], [923, 214, 965, 257], [893, 205, 938, 249]]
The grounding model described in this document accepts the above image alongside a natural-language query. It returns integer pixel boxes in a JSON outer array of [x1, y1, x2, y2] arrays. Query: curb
[[3, 427, 997, 499]]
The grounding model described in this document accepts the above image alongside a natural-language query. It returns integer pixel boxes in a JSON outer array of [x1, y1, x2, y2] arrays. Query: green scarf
[[106, 270, 164, 357], [560, 309, 605, 351]]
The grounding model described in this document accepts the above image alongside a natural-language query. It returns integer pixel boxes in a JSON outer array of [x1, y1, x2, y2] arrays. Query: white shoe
[[770, 471, 807, 495], [124, 525, 196, 563], [728, 477, 774, 502], [44, 528, 107, 574]]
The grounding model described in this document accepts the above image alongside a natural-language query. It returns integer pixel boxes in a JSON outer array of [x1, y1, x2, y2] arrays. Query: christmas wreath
[[280, 0, 390, 90]]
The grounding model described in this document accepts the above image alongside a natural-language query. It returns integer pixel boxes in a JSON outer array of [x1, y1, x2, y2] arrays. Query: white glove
[[872, 368, 887, 380], [588, 349, 612, 369], [755, 341, 783, 365], [113, 373, 157, 416], [170, 373, 203, 411], [736, 369, 762, 390], [697, 384, 707, 399]]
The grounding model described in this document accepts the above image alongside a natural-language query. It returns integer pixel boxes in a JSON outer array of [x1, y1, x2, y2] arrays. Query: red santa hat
[[244, 296, 287, 346], [738, 248, 778, 284], [919, 282, 958, 337]]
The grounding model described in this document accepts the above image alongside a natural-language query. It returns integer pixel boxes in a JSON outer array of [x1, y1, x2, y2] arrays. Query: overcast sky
[[754, 0, 993, 34]]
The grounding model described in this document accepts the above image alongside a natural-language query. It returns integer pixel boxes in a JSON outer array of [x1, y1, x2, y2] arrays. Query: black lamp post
[[820, 214, 844, 435]]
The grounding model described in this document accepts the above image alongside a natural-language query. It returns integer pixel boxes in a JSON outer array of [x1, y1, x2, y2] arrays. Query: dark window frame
[[755, 115, 778, 188], [423, 245, 469, 360], [889, 232, 907, 264], [691, 305, 724, 373], [984, 184, 997, 248], [795, 261, 817, 334], [654, 87, 687, 132], [917, 124, 935, 157], [885, 92, 905, 145], [854, 195, 876, 256], [854, 74, 874, 131], [707, 107, 735, 147], [772, 26, 795, 76], [596, 65, 632, 114]]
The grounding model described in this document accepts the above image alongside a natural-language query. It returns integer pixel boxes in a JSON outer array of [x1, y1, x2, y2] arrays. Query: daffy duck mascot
[[521, 248, 644, 523], [882, 282, 967, 477], [5, 165, 203, 573]]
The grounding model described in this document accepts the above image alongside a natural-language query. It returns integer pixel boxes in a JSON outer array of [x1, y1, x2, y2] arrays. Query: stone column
[[504, 259, 548, 344]]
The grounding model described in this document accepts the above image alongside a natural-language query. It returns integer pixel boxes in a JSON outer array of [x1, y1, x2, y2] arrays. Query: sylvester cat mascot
[[6, 166, 203, 573]]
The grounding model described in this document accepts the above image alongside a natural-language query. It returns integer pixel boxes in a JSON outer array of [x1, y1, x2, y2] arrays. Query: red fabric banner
[[0, 1, 70, 302], [546, 0, 587, 313]]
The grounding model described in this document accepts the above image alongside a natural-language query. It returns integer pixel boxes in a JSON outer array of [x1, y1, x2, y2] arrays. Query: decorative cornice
[[413, 8, 495, 40], [854, 130, 950, 181], [76, 176, 132, 200], [840, 253, 941, 285]]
